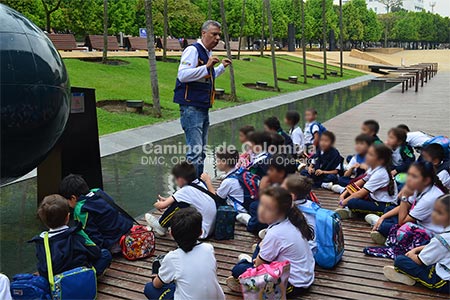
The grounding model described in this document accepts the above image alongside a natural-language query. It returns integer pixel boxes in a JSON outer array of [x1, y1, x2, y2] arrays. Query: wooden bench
[[164, 39, 182, 51], [124, 37, 148, 51], [85, 35, 120, 51], [226, 41, 240, 51], [213, 41, 225, 51], [47, 34, 81, 51]]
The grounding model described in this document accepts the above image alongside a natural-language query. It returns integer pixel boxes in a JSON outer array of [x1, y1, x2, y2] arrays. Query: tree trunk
[[41, 0, 62, 32], [339, 0, 343, 77], [145, 0, 162, 117], [208, 0, 212, 20], [219, 0, 237, 101], [237, 0, 247, 60], [265, 0, 279, 91], [102, 0, 108, 64], [321, 0, 327, 80], [45, 12, 51, 32], [260, 1, 265, 57], [162, 0, 168, 62], [300, 0, 307, 84]]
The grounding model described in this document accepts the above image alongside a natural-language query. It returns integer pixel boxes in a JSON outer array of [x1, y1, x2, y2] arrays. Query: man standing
[[173, 20, 231, 176]]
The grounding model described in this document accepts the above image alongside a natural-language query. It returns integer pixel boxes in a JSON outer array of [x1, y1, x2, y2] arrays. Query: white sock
[[236, 213, 251, 226]]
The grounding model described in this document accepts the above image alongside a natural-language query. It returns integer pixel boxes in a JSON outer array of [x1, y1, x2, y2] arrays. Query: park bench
[[47, 34, 82, 51], [312, 74, 321, 79], [165, 39, 182, 51], [85, 35, 121, 51], [124, 37, 148, 51], [225, 41, 240, 51], [213, 41, 225, 51]]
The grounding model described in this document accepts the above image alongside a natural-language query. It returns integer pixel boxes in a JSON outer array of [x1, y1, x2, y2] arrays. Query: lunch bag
[[10, 274, 51, 300], [43, 232, 97, 300], [215, 206, 237, 240], [120, 225, 156, 260], [299, 203, 345, 269], [239, 261, 290, 300]]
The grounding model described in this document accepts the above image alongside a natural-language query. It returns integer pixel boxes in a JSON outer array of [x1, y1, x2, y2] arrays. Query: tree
[[321, 0, 327, 80], [41, 0, 62, 32], [260, 0, 265, 57], [376, 0, 402, 13], [144, 0, 162, 117], [162, 0, 168, 61], [299, 0, 308, 83], [237, 0, 246, 60], [102, 0, 108, 64], [219, 0, 237, 101], [378, 12, 397, 47], [265, 0, 279, 91]]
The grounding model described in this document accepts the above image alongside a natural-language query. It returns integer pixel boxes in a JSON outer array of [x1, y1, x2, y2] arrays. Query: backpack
[[423, 135, 450, 158], [10, 274, 51, 300], [215, 206, 237, 240], [298, 203, 345, 269], [310, 121, 327, 137], [43, 232, 97, 300], [228, 168, 260, 211], [120, 225, 156, 260]]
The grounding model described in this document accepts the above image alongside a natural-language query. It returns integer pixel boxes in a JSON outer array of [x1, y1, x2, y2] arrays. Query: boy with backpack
[[201, 147, 259, 225], [30, 194, 112, 279], [361, 120, 383, 145], [303, 108, 326, 157], [145, 162, 217, 239], [59, 174, 133, 252]]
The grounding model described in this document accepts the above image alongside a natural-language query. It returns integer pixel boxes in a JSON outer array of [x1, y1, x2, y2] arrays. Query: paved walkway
[[324, 72, 450, 155]]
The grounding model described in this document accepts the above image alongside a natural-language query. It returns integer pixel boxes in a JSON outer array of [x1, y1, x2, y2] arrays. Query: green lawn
[[64, 56, 364, 135]]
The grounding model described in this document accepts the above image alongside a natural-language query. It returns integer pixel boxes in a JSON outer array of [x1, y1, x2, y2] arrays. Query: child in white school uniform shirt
[[383, 195, 450, 294], [284, 111, 305, 155], [144, 208, 225, 300]]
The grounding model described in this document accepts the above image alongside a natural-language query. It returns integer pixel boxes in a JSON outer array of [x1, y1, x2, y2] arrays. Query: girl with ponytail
[[364, 161, 449, 259], [226, 186, 315, 297], [336, 144, 398, 220]]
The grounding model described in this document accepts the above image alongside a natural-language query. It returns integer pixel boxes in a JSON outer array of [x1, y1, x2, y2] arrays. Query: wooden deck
[[97, 189, 447, 300]]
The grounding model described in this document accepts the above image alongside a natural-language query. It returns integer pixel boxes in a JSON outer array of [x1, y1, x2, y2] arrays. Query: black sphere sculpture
[[0, 4, 71, 184]]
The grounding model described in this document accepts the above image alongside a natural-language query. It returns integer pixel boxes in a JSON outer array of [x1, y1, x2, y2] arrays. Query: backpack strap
[[436, 235, 450, 251], [43, 232, 55, 290], [92, 189, 139, 225], [188, 182, 226, 208]]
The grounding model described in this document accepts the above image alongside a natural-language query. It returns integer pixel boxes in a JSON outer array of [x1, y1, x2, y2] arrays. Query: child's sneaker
[[365, 214, 380, 226], [335, 207, 352, 219], [226, 276, 242, 292], [238, 253, 252, 263], [236, 213, 251, 226], [251, 243, 258, 253], [145, 213, 167, 237], [321, 182, 333, 190], [331, 184, 345, 194], [258, 228, 267, 239], [383, 266, 416, 286], [370, 231, 387, 245]]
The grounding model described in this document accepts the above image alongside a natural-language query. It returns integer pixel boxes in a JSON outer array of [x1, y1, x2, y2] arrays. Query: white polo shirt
[[295, 199, 317, 255], [289, 126, 305, 153], [173, 180, 217, 239], [419, 227, 450, 280], [406, 131, 432, 148], [363, 166, 398, 203], [216, 169, 246, 213], [437, 168, 450, 189], [303, 122, 319, 144], [158, 243, 225, 300], [259, 218, 315, 288], [407, 185, 444, 233]]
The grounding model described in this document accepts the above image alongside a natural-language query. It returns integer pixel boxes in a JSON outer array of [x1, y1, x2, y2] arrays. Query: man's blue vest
[[173, 43, 216, 109]]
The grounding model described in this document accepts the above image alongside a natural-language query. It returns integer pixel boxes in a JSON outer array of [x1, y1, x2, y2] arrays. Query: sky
[[430, 0, 450, 17]]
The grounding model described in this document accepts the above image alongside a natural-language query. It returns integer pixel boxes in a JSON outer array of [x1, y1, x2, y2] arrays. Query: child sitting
[[284, 111, 305, 155], [282, 174, 317, 254], [144, 207, 225, 300], [364, 162, 447, 256], [397, 124, 433, 151], [361, 119, 383, 145], [383, 194, 449, 294], [386, 127, 415, 177], [331, 134, 372, 194], [201, 147, 250, 218], [264, 116, 294, 150], [0, 274, 11, 300], [226, 186, 315, 298], [59, 174, 133, 252], [301, 131, 342, 189], [246, 131, 273, 177], [236, 125, 255, 168], [422, 143, 450, 188], [335, 144, 398, 219], [145, 162, 217, 239], [30, 195, 112, 279], [303, 108, 323, 155]]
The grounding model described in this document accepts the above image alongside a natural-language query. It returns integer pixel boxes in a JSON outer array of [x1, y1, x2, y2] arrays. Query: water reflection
[[0, 80, 395, 276]]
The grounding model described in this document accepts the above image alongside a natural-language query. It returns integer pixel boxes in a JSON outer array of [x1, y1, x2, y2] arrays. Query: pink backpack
[[238, 261, 290, 300]]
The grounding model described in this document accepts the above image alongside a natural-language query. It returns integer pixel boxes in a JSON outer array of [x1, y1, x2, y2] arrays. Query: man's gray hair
[[201, 20, 221, 32]]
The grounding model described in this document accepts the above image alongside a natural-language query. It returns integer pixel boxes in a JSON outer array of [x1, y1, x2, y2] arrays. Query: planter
[[256, 81, 268, 89], [126, 100, 144, 113], [215, 88, 225, 99], [288, 76, 298, 83]]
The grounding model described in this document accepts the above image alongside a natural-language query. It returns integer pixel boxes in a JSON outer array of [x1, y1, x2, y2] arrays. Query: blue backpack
[[298, 202, 345, 269], [228, 168, 260, 211], [10, 274, 51, 300], [310, 121, 327, 136], [423, 135, 450, 159]]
